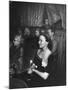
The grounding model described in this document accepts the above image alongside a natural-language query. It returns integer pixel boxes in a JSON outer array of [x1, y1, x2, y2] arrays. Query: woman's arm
[[33, 69, 49, 80]]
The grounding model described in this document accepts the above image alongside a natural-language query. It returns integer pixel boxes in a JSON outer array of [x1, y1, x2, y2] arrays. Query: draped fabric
[[10, 2, 66, 79], [45, 4, 66, 29], [10, 2, 66, 29], [27, 3, 44, 26]]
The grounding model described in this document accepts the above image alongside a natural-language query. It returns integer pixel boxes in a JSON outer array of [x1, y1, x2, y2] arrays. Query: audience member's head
[[47, 28, 55, 39], [13, 35, 21, 47], [18, 28, 22, 35], [24, 27, 30, 36], [35, 28, 40, 37], [44, 19, 49, 25]]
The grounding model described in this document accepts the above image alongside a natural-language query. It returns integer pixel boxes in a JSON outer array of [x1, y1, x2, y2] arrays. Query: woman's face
[[38, 35, 48, 48]]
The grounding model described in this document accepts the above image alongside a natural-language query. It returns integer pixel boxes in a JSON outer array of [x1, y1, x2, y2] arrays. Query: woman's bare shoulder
[[44, 48, 52, 57], [48, 49, 52, 54]]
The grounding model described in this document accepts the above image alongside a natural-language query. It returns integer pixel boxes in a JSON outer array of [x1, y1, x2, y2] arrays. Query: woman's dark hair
[[40, 33, 52, 51]]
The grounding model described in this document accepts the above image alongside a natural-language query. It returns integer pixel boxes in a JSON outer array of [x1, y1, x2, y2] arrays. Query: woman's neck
[[43, 46, 48, 51]]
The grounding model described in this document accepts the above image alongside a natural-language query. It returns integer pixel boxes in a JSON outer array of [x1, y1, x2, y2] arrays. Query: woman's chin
[[43, 72, 49, 80], [39, 46, 43, 48]]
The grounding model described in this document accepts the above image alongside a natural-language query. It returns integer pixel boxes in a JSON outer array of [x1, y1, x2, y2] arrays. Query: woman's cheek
[[40, 44, 43, 48], [39, 44, 41, 48]]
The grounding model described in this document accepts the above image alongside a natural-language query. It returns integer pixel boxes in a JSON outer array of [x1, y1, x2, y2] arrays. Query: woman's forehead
[[40, 35, 46, 40]]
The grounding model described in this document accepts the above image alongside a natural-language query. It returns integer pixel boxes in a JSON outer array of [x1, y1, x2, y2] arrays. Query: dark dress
[[12, 52, 57, 88], [25, 53, 57, 87]]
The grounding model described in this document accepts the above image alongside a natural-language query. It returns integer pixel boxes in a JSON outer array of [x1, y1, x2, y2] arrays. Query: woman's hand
[[42, 61, 47, 67], [32, 68, 37, 72], [27, 63, 37, 74], [32, 69, 49, 80], [27, 68, 33, 74]]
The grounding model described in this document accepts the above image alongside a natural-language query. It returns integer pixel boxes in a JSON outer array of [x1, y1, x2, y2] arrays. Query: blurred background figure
[[44, 19, 50, 29], [24, 27, 30, 37], [45, 19, 49, 25], [33, 28, 40, 49], [13, 35, 22, 47], [47, 28, 57, 54], [35, 28, 40, 37], [10, 32, 24, 76], [41, 29, 45, 34], [47, 28, 58, 82]]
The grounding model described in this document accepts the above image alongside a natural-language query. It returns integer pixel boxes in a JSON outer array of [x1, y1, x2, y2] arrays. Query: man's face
[[35, 30, 40, 37], [24, 28, 30, 36], [48, 29, 54, 37]]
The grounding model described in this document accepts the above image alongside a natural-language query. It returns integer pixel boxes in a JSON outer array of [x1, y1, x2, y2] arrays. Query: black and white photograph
[[9, 1, 66, 89]]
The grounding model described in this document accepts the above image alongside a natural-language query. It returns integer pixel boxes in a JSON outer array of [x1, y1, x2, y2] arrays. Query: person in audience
[[24, 27, 30, 37], [10, 33, 23, 75], [44, 19, 50, 29], [32, 28, 40, 49], [26, 33, 57, 87], [47, 28, 58, 82], [47, 28, 57, 54], [35, 28, 40, 37]]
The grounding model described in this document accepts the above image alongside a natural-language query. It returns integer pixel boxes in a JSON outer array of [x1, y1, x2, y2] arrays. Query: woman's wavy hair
[[39, 32, 52, 51]]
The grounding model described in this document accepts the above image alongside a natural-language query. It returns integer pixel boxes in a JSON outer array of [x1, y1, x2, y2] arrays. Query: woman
[[27, 34, 55, 87], [32, 34, 52, 79]]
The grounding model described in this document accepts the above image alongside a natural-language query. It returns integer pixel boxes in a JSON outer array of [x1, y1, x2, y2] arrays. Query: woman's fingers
[[27, 68, 33, 74]]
